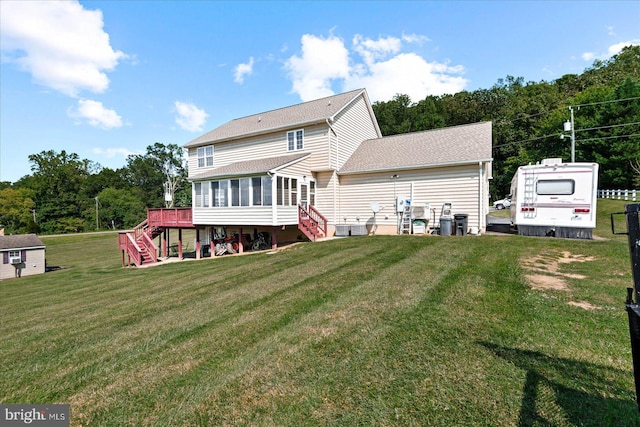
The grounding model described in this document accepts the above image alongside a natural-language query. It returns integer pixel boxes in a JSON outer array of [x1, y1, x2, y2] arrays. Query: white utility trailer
[[509, 158, 599, 239]]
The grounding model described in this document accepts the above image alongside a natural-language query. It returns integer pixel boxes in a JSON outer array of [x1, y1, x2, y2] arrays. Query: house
[[0, 234, 46, 279], [118, 88, 493, 266]]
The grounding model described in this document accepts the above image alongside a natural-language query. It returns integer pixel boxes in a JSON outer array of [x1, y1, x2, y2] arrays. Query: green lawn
[[1, 199, 638, 426]]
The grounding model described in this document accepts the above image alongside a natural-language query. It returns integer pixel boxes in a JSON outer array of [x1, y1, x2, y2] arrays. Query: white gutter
[[338, 158, 494, 175]]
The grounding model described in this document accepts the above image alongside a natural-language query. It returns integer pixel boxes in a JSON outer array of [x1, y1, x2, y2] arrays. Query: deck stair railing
[[118, 219, 162, 266], [298, 205, 327, 242]]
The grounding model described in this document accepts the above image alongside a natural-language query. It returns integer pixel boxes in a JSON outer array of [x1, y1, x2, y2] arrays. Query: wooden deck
[[147, 208, 194, 228]]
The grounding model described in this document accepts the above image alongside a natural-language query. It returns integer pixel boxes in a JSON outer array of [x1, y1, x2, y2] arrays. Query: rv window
[[536, 179, 575, 195]]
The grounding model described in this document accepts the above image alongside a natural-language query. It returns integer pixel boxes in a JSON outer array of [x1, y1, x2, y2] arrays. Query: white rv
[[509, 158, 599, 239]]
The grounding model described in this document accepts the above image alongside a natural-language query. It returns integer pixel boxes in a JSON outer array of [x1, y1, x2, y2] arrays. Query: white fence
[[598, 189, 638, 201]]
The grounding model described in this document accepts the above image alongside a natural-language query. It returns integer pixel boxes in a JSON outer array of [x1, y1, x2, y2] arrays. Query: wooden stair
[[118, 219, 162, 267], [298, 205, 327, 242]]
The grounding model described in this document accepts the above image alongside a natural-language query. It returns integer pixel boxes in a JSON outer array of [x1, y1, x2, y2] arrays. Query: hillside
[[1, 199, 638, 425]]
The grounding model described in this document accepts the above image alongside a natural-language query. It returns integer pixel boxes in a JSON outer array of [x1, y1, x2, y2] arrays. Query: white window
[[537, 179, 575, 195], [194, 183, 202, 208], [230, 179, 240, 206], [197, 146, 214, 168], [276, 176, 299, 206], [310, 181, 316, 206], [287, 130, 304, 151], [213, 181, 229, 207], [263, 177, 272, 206], [202, 182, 210, 207], [240, 178, 250, 207], [291, 178, 298, 205]]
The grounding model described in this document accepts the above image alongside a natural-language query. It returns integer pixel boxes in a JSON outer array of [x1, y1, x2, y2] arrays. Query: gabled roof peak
[[185, 89, 367, 147]]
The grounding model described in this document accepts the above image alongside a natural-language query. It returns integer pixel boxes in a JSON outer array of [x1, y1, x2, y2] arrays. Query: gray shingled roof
[[189, 153, 310, 181], [339, 122, 492, 174], [0, 234, 45, 251], [185, 89, 367, 147]]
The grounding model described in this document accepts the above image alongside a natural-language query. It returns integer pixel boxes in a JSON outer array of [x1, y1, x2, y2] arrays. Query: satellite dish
[[370, 202, 381, 213]]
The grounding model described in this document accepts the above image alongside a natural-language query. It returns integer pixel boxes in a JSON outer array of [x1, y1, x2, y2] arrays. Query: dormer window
[[287, 130, 304, 151], [197, 146, 214, 167]]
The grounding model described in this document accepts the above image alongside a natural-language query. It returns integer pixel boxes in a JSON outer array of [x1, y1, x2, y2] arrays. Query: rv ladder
[[523, 172, 536, 218], [400, 205, 412, 234]]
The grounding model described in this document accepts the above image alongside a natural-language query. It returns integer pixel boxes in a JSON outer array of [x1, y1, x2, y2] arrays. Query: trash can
[[454, 214, 468, 236], [439, 217, 452, 236], [412, 220, 426, 234]]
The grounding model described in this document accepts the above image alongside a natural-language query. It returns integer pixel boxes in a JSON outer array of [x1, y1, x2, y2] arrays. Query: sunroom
[[189, 153, 317, 227]]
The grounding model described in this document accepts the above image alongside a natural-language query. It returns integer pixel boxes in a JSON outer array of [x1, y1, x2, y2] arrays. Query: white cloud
[[68, 99, 123, 129], [347, 53, 467, 102], [607, 26, 616, 37], [0, 0, 127, 97], [581, 52, 595, 61], [284, 34, 351, 101], [608, 39, 640, 56], [582, 39, 640, 62], [402, 33, 430, 44], [175, 101, 208, 132], [234, 57, 255, 83], [284, 32, 467, 102]]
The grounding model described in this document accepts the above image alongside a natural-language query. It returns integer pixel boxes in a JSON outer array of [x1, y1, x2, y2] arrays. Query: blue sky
[[1, 0, 638, 183]]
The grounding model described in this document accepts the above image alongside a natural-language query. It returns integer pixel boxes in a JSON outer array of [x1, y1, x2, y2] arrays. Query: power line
[[496, 95, 640, 128], [575, 121, 640, 133], [493, 129, 640, 151], [578, 133, 640, 143], [574, 96, 640, 109]]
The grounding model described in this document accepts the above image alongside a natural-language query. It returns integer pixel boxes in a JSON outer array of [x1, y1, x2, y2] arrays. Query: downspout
[[478, 161, 484, 234], [326, 118, 339, 230]]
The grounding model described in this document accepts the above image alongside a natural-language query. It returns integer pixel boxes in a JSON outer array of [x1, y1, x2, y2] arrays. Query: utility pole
[[31, 209, 36, 223], [563, 106, 576, 163], [569, 106, 575, 163]]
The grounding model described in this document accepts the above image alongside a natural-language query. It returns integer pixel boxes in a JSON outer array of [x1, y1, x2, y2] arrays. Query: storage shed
[[0, 234, 46, 279]]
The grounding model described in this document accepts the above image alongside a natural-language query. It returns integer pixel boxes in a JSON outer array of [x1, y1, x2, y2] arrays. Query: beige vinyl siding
[[332, 95, 380, 169], [337, 165, 482, 234], [193, 207, 276, 226], [313, 171, 339, 232], [188, 124, 330, 179], [187, 148, 199, 175], [0, 249, 45, 280], [275, 206, 299, 224], [277, 157, 312, 177]]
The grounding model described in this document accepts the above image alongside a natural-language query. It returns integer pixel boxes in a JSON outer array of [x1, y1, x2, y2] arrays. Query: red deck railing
[[298, 205, 327, 241], [147, 208, 193, 228]]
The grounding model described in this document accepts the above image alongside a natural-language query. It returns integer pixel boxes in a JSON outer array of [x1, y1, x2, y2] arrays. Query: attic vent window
[[287, 129, 304, 151]]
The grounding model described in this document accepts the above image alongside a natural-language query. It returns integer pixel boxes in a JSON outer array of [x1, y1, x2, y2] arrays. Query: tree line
[[372, 45, 640, 199], [1, 46, 638, 234], [0, 143, 189, 234]]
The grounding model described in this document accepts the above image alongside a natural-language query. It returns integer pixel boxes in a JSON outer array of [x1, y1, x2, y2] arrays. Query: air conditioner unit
[[9, 257, 21, 264]]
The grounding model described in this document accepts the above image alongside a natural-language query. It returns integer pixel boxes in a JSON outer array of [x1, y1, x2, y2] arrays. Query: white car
[[493, 197, 511, 210]]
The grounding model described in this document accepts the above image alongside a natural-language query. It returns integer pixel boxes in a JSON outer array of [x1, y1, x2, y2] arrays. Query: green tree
[[124, 143, 187, 208], [27, 150, 96, 233], [96, 188, 146, 229], [0, 187, 37, 234]]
